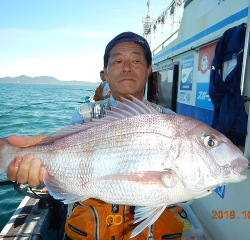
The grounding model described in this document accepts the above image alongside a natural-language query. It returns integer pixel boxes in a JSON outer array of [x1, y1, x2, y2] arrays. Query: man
[[69, 33, 174, 125], [102, 75, 111, 99], [7, 32, 183, 239], [100, 70, 106, 82], [93, 71, 110, 101]]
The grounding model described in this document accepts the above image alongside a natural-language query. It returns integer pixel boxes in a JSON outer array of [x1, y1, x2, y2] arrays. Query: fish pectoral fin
[[44, 173, 88, 204], [92, 170, 177, 187], [130, 205, 166, 238], [161, 169, 179, 188]]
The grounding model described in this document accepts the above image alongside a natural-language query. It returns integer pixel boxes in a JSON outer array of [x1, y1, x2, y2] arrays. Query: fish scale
[[0, 96, 248, 238]]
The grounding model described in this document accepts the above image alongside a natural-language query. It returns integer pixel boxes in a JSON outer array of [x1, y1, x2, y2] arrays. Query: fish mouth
[[231, 157, 248, 174]]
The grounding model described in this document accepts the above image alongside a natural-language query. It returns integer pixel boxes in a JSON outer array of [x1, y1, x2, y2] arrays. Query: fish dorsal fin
[[37, 96, 159, 145], [117, 98, 141, 115], [105, 109, 127, 119], [110, 106, 134, 117], [37, 122, 104, 145], [145, 103, 160, 114], [131, 96, 160, 114]]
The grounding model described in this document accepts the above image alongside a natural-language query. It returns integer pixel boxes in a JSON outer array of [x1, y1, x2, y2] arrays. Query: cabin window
[[157, 69, 174, 109], [148, 65, 178, 112]]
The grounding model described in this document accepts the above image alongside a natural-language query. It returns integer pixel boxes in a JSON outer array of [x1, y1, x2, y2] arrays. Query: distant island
[[0, 75, 99, 86]]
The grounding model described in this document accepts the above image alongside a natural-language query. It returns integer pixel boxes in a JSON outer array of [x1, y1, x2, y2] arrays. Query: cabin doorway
[[147, 65, 178, 112]]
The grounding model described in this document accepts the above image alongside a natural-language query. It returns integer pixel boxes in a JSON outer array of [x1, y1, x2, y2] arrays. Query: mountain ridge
[[0, 75, 99, 86]]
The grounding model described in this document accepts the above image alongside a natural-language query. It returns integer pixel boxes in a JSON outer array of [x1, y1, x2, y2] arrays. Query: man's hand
[[7, 135, 48, 187]]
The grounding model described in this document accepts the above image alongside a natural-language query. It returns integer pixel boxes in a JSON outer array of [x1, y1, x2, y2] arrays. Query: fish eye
[[208, 139, 214, 146], [204, 135, 217, 148]]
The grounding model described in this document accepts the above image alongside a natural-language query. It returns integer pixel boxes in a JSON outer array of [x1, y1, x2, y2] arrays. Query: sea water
[[0, 83, 97, 231]]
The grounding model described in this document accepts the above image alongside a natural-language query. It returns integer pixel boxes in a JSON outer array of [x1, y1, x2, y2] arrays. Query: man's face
[[100, 73, 106, 81], [104, 42, 151, 101]]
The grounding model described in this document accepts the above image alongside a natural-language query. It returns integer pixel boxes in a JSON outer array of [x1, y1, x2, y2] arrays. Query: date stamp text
[[212, 211, 250, 219]]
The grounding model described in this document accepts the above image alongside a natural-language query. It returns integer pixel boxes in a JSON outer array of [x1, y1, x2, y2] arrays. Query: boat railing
[[152, 29, 179, 56], [0, 233, 42, 239], [153, 34, 222, 65]]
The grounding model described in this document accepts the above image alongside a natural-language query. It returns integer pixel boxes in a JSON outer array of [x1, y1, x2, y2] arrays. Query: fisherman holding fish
[[3, 32, 248, 239], [5, 32, 184, 239]]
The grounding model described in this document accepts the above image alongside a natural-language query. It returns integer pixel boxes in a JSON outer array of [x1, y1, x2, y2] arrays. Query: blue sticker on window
[[214, 185, 225, 198]]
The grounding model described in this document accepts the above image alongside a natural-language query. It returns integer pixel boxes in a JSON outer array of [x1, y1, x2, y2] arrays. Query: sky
[[0, 0, 178, 83]]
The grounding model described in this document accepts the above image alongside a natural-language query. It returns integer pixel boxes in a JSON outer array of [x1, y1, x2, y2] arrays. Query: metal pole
[[240, 0, 250, 95], [142, 0, 153, 48], [171, 1, 177, 38], [147, 0, 151, 48], [242, 1, 250, 167]]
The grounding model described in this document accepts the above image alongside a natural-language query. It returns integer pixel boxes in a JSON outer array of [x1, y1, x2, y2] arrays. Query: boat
[[1, 0, 250, 239], [145, 0, 250, 239], [0, 182, 67, 239]]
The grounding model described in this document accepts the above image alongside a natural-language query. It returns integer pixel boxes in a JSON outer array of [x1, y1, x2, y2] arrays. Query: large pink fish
[[0, 97, 248, 238]]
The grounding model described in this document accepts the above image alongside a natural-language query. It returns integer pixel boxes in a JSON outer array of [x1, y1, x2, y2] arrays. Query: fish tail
[[0, 138, 12, 174]]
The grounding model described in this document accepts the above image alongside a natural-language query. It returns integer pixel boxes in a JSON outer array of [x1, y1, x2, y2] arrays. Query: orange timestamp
[[212, 211, 250, 219]]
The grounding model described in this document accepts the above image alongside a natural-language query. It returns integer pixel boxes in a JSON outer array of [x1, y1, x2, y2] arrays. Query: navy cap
[[104, 32, 152, 67]]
